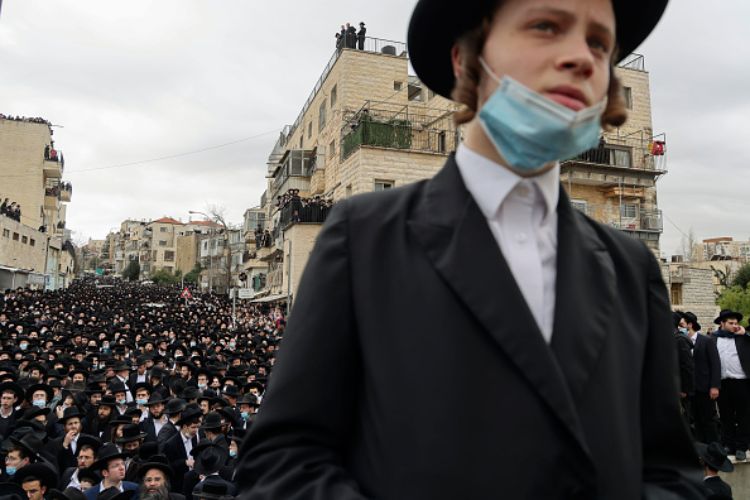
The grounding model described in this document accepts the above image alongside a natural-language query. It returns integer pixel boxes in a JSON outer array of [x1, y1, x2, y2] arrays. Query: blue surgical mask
[[229, 449, 237, 458], [5, 466, 16, 476], [19, 343, 27, 351], [240, 411, 249, 421], [477, 57, 606, 175], [136, 399, 147, 406], [679, 327, 689, 336], [118, 399, 127, 406], [33, 400, 46, 408]]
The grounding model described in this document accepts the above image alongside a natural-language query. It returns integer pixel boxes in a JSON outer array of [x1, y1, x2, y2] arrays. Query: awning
[[251, 293, 289, 303]]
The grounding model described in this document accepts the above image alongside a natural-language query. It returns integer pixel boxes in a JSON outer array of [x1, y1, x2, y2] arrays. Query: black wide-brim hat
[[407, 0, 670, 99], [696, 442, 734, 472], [0, 381, 25, 402], [14, 462, 58, 489], [714, 309, 743, 325], [25, 383, 53, 403]]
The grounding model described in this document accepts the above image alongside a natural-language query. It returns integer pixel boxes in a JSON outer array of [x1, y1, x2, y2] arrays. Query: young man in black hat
[[695, 442, 734, 499], [237, 0, 703, 498], [714, 309, 750, 461], [684, 311, 722, 444], [83, 444, 138, 500], [140, 393, 168, 443]]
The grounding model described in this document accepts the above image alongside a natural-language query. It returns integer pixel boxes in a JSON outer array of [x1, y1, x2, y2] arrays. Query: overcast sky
[[1, 0, 747, 257]]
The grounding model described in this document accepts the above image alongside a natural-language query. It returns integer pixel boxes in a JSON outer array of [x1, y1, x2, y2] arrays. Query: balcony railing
[[618, 53, 645, 72], [572, 202, 663, 233], [341, 101, 458, 160], [563, 130, 666, 173]]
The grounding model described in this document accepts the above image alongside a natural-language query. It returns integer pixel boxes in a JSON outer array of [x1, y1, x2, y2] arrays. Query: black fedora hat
[[696, 442, 734, 472], [25, 383, 53, 403], [407, 0, 669, 99], [48, 487, 86, 500], [714, 309, 743, 325], [192, 441, 229, 476], [136, 454, 173, 482], [76, 434, 103, 455], [15, 462, 58, 489], [199, 411, 223, 431], [175, 404, 203, 426], [164, 398, 187, 416], [97, 488, 134, 500], [0, 482, 27, 500], [145, 393, 166, 406], [76, 467, 101, 485], [0, 381, 24, 402], [9, 432, 43, 458], [192, 475, 234, 500], [98, 394, 116, 408], [115, 423, 146, 444], [90, 443, 128, 472], [58, 406, 84, 424]]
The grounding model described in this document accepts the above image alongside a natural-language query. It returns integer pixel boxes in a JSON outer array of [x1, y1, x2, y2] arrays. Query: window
[[438, 131, 447, 153], [21, 236, 27, 244], [620, 204, 638, 218], [12, 233, 19, 241], [329, 140, 336, 158], [408, 83, 423, 102], [623, 86, 633, 109], [374, 180, 394, 191], [307, 121, 312, 139], [29, 239, 35, 247], [571, 200, 588, 215], [2, 229, 8, 238], [152, 250, 158, 260], [346, 184, 352, 198], [670, 283, 683, 306], [330, 85, 337, 108], [160, 226, 168, 232], [319, 99, 327, 131], [393, 81, 403, 91], [158, 240, 167, 247], [164, 251, 175, 262]]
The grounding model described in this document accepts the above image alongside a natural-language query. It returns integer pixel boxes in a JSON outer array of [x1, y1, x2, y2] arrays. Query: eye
[[531, 20, 558, 34], [588, 36, 611, 54]]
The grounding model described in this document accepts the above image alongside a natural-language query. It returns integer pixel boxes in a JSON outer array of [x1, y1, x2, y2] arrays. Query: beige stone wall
[[175, 234, 199, 275], [0, 120, 49, 229], [282, 223, 322, 300], [665, 263, 720, 331], [148, 222, 179, 273], [0, 216, 47, 272], [614, 66, 654, 137]]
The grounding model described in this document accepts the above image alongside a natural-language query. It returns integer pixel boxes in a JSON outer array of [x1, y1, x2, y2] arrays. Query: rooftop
[[152, 217, 183, 225]]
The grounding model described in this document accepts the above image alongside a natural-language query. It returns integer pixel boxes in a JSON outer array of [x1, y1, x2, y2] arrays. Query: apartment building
[[0, 116, 74, 289]]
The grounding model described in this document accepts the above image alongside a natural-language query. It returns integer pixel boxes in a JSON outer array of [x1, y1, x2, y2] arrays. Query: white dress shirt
[[455, 144, 559, 342], [717, 336, 747, 379]]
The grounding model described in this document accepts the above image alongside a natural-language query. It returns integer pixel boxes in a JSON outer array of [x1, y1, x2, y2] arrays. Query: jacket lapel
[[550, 189, 615, 405], [407, 156, 592, 460]]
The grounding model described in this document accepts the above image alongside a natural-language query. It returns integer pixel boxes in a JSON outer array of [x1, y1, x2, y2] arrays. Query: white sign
[[237, 288, 255, 299]]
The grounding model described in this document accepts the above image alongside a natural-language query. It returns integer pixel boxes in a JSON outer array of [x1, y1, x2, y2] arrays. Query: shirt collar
[[455, 143, 560, 222]]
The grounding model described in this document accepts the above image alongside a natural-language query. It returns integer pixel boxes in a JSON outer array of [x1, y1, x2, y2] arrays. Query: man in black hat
[[16, 463, 57, 500], [116, 424, 146, 480], [356, 22, 366, 50], [83, 444, 138, 500], [237, 0, 702, 498], [695, 442, 734, 499], [59, 434, 101, 490], [185, 442, 234, 500], [684, 311, 722, 444], [163, 405, 202, 493], [713, 309, 750, 461], [137, 455, 183, 500], [140, 393, 167, 443], [49, 406, 85, 472], [0, 382, 23, 439], [157, 399, 185, 446]]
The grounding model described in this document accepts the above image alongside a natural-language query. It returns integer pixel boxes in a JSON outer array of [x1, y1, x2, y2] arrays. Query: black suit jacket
[[163, 431, 197, 494], [676, 333, 696, 395], [237, 157, 703, 499], [703, 475, 732, 499], [694, 333, 721, 393], [732, 333, 750, 376]]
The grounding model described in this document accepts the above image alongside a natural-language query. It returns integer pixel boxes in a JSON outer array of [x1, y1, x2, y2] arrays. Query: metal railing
[[572, 202, 663, 233], [618, 53, 645, 71], [341, 101, 458, 160], [563, 130, 667, 172], [286, 37, 408, 145]]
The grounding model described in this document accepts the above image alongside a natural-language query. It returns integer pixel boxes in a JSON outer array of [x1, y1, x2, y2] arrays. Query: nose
[[555, 35, 595, 79]]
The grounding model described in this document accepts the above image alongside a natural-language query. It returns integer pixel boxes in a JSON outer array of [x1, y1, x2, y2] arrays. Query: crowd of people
[[674, 308, 750, 497], [275, 189, 333, 227], [0, 115, 51, 126], [334, 22, 366, 51], [0, 198, 21, 223], [0, 279, 285, 500]]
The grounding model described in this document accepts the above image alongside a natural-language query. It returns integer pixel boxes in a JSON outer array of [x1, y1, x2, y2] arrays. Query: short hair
[[21, 475, 40, 485], [10, 445, 30, 460]]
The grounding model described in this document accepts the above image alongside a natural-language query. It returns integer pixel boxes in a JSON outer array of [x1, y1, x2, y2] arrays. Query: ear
[[451, 44, 462, 80]]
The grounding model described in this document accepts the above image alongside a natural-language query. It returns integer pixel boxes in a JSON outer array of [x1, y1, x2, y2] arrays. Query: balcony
[[44, 190, 58, 208], [270, 150, 315, 198], [43, 159, 62, 179], [59, 183, 72, 202], [572, 202, 663, 235], [341, 101, 458, 160], [561, 131, 667, 187]]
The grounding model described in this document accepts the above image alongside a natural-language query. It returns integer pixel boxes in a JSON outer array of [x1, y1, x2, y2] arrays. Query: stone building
[[0, 115, 74, 289], [561, 54, 666, 253], [252, 36, 460, 302], [661, 259, 719, 331]]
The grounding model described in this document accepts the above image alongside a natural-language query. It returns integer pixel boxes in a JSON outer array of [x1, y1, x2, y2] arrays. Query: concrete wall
[[282, 223, 322, 300], [0, 217, 47, 273]]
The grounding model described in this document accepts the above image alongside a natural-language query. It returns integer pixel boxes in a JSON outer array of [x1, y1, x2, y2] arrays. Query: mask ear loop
[[477, 56, 502, 85]]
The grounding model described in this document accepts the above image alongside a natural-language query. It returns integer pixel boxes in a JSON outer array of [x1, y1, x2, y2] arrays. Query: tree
[[151, 269, 180, 285], [184, 263, 202, 284], [732, 263, 750, 290], [718, 286, 750, 322], [122, 260, 140, 281], [207, 205, 235, 295], [679, 227, 697, 263]]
